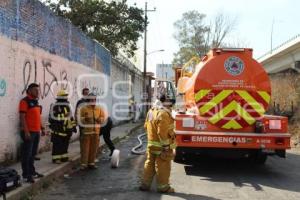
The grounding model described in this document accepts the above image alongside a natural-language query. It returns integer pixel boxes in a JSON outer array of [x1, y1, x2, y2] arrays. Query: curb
[[111, 123, 144, 144], [288, 148, 300, 155], [6, 123, 143, 200]]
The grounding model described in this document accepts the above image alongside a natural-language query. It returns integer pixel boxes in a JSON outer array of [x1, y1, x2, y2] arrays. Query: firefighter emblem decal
[[224, 56, 244, 76]]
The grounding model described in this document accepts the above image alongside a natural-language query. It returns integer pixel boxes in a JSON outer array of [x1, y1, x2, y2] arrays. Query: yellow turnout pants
[[80, 134, 99, 166], [142, 151, 171, 191]]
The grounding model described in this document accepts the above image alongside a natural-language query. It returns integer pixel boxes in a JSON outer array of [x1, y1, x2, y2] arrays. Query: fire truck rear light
[[182, 118, 195, 128], [182, 135, 191, 142], [275, 138, 284, 145], [269, 120, 282, 130]]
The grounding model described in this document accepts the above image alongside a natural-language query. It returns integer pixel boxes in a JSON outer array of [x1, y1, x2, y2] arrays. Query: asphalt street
[[36, 128, 300, 200]]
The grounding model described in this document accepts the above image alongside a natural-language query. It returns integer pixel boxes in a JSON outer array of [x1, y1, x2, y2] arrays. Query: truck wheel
[[174, 149, 184, 163], [254, 153, 268, 165]]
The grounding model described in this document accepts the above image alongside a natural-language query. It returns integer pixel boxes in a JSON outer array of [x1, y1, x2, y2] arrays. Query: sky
[[126, 0, 300, 75]]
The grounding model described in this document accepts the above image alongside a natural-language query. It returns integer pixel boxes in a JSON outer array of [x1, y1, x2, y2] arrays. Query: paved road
[[37, 128, 300, 200]]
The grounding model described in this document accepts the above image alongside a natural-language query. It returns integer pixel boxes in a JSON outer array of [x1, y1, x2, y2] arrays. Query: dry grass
[[289, 123, 300, 147]]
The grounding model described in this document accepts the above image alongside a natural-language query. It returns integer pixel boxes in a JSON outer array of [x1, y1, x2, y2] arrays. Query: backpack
[[0, 168, 21, 200]]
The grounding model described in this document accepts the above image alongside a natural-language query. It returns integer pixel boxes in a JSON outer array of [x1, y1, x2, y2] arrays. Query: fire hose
[[111, 132, 147, 168], [131, 132, 147, 155]]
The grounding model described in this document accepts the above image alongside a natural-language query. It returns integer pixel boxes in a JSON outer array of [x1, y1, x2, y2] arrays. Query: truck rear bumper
[[175, 130, 291, 149], [175, 147, 286, 158]]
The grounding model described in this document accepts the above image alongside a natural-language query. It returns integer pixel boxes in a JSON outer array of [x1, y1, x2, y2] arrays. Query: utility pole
[[270, 18, 274, 54], [270, 18, 283, 54], [143, 2, 156, 113]]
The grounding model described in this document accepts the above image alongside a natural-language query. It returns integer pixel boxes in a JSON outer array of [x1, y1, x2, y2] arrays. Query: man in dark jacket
[[75, 88, 89, 135], [100, 117, 115, 156]]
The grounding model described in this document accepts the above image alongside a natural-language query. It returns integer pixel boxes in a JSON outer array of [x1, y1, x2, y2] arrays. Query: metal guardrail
[[258, 34, 300, 60]]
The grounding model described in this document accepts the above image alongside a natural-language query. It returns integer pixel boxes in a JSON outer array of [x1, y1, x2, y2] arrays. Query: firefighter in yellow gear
[[140, 94, 176, 193], [49, 90, 77, 164], [78, 93, 106, 170]]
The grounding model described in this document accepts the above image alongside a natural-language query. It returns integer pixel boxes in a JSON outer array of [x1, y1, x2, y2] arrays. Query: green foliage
[[173, 10, 236, 65], [45, 0, 145, 57]]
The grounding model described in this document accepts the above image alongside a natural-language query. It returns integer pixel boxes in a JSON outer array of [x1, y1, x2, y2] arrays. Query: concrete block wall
[[111, 59, 130, 123], [132, 72, 144, 113], [0, 0, 143, 163], [110, 58, 144, 124]]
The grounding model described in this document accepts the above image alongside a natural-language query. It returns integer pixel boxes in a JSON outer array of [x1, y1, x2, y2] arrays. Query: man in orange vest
[[140, 94, 176, 193], [19, 83, 45, 183]]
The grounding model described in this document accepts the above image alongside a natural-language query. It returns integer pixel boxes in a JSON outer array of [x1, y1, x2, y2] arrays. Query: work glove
[[160, 147, 174, 161]]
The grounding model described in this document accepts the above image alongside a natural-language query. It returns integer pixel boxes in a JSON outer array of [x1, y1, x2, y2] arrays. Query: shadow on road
[[182, 152, 300, 193], [137, 190, 222, 200], [166, 192, 222, 200]]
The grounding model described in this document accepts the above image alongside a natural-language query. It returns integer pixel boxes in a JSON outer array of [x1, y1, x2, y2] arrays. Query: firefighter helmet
[[57, 90, 68, 98]]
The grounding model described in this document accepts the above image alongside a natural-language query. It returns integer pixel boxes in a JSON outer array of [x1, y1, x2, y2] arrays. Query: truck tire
[[174, 149, 184, 163], [253, 153, 268, 165], [255, 154, 267, 165]]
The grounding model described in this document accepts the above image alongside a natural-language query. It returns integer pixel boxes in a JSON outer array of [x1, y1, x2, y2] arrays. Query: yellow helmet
[[57, 90, 68, 97]]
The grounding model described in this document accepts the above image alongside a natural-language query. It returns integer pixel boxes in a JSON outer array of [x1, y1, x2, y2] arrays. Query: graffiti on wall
[[73, 77, 105, 97], [22, 59, 105, 99], [22, 59, 69, 99], [0, 78, 6, 96]]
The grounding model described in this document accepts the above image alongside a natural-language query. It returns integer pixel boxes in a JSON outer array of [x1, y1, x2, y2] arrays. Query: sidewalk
[[289, 147, 300, 155], [5, 121, 143, 200]]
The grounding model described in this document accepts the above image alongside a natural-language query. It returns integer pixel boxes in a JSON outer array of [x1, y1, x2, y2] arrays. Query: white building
[[156, 64, 174, 81]]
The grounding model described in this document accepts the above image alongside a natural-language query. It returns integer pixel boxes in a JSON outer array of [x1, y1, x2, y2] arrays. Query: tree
[[173, 11, 236, 65], [45, 0, 145, 57]]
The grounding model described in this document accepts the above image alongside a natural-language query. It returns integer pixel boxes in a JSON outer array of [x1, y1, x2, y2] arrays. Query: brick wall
[[0, 0, 143, 163], [0, 0, 110, 74]]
